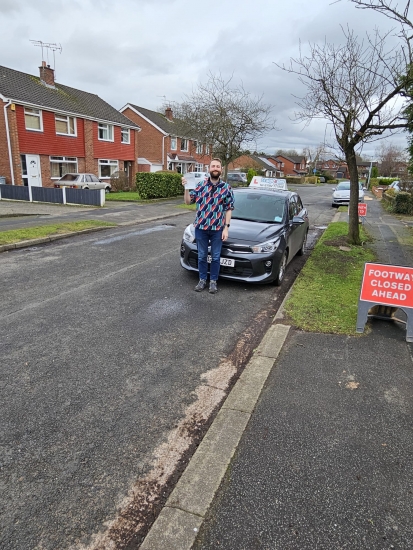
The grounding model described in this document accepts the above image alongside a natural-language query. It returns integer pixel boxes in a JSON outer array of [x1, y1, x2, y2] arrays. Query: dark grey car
[[180, 188, 309, 285]]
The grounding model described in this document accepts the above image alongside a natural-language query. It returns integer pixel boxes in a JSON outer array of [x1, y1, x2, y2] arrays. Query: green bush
[[394, 192, 413, 214], [369, 178, 379, 189], [377, 178, 397, 186], [247, 168, 257, 184], [136, 172, 184, 199], [286, 176, 305, 184]]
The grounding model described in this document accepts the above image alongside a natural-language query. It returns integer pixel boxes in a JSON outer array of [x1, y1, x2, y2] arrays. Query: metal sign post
[[356, 262, 413, 341]]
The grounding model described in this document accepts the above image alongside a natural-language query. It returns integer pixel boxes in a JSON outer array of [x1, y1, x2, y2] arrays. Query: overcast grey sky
[[0, 0, 409, 158]]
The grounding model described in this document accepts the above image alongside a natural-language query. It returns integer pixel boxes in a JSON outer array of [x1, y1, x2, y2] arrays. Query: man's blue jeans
[[195, 227, 223, 281]]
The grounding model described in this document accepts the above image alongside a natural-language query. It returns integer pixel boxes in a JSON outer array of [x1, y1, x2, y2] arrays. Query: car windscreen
[[59, 174, 79, 182], [336, 182, 350, 190], [232, 192, 285, 223]]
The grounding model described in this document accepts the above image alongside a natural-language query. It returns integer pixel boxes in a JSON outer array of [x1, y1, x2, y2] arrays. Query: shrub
[[110, 171, 131, 192], [136, 172, 184, 199], [247, 168, 257, 184], [304, 176, 318, 184], [286, 176, 305, 184], [394, 192, 413, 214], [369, 178, 378, 189], [377, 178, 397, 186], [385, 187, 397, 197]]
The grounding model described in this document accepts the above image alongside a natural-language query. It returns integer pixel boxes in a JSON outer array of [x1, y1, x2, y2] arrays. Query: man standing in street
[[182, 158, 234, 294]]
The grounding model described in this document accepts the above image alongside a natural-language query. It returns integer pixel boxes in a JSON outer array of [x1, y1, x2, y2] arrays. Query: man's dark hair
[[211, 157, 222, 166]]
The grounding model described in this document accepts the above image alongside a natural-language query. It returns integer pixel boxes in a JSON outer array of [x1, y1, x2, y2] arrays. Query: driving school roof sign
[[249, 177, 288, 190], [356, 262, 413, 341]]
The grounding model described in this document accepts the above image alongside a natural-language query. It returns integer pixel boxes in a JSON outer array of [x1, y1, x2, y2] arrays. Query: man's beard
[[210, 170, 221, 180]]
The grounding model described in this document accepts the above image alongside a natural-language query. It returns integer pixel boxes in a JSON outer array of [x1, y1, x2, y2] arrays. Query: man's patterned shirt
[[189, 178, 235, 230]]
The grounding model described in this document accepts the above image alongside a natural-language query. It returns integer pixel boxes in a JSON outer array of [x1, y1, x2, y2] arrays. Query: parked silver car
[[331, 181, 365, 207], [55, 173, 111, 193]]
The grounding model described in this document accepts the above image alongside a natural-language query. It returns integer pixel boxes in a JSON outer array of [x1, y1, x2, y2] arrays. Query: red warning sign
[[360, 263, 413, 308], [358, 203, 367, 217]]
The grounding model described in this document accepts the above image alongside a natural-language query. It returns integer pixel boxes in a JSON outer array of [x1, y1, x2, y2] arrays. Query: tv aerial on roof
[[30, 40, 62, 71]]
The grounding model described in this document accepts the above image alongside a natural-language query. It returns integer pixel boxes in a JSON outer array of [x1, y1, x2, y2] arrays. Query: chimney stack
[[39, 61, 55, 87], [165, 107, 173, 121]]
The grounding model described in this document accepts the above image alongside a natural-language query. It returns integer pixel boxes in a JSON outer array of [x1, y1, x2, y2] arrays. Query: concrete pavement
[[140, 191, 413, 549]]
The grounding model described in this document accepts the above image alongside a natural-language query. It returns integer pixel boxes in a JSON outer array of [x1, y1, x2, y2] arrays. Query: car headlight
[[183, 225, 195, 243], [251, 237, 281, 254]]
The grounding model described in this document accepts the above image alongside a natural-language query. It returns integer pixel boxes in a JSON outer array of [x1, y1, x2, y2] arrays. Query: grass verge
[[284, 222, 376, 334], [0, 220, 116, 245], [105, 192, 141, 201], [176, 203, 196, 211]]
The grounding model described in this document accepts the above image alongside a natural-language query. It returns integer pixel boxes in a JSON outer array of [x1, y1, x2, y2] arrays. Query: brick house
[[314, 159, 349, 179], [119, 104, 212, 173], [272, 155, 307, 176], [229, 154, 283, 177], [0, 63, 140, 188]]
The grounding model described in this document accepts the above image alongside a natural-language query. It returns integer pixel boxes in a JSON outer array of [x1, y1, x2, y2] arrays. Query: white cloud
[[0, 0, 409, 157]]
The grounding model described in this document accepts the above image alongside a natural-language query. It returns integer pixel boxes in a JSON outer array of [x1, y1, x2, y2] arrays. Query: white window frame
[[170, 136, 177, 150], [24, 107, 43, 132], [121, 128, 130, 144], [98, 123, 114, 142], [55, 114, 77, 136], [180, 138, 188, 152], [50, 156, 78, 179], [195, 163, 203, 172], [205, 144, 210, 155], [195, 141, 202, 154], [99, 159, 118, 178]]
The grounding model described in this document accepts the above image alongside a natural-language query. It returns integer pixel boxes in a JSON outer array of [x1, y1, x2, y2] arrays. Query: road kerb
[[140, 323, 291, 550]]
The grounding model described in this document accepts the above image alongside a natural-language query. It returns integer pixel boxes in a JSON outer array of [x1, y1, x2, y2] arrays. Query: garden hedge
[[136, 172, 184, 199]]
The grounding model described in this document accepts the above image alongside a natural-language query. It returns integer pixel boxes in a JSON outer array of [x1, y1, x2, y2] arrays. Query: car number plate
[[207, 256, 235, 267]]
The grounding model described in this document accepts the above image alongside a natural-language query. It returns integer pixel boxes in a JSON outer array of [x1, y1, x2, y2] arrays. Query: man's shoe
[[194, 279, 207, 292], [209, 280, 218, 294]]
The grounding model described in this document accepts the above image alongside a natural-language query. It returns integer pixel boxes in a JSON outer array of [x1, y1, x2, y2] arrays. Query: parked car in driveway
[[388, 180, 400, 192], [226, 172, 247, 185], [55, 173, 111, 193], [180, 187, 309, 286], [331, 181, 365, 207]]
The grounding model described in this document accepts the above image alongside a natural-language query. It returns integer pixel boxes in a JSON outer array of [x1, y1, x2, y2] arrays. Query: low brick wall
[[371, 186, 384, 199]]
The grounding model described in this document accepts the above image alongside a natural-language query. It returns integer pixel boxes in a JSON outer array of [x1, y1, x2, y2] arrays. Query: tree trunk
[[345, 146, 361, 245]]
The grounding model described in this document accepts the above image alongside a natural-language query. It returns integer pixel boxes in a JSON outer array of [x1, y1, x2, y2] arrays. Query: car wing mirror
[[332, 187, 336, 191], [292, 216, 306, 225]]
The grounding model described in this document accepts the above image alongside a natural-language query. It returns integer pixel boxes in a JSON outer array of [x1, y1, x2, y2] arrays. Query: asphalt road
[[0, 185, 335, 549]]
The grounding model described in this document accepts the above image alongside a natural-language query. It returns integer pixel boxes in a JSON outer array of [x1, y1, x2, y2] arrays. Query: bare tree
[[277, 27, 413, 244], [172, 73, 275, 176], [302, 144, 326, 174], [275, 149, 300, 157], [375, 141, 408, 175]]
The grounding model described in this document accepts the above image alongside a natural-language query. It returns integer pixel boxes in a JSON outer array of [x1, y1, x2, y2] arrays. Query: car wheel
[[274, 250, 287, 286], [105, 187, 111, 193], [83, 186, 89, 190], [297, 230, 308, 256]]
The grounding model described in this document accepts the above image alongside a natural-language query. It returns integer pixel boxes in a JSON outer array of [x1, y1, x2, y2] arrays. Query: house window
[[98, 123, 114, 141], [205, 144, 210, 155], [195, 163, 203, 171], [170, 136, 177, 150], [121, 128, 130, 144], [181, 138, 188, 152], [196, 142, 202, 154], [24, 108, 42, 131], [55, 114, 76, 136], [99, 159, 118, 178], [50, 156, 78, 178]]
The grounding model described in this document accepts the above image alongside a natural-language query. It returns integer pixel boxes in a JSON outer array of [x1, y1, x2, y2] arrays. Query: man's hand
[[222, 227, 229, 241], [182, 177, 187, 187]]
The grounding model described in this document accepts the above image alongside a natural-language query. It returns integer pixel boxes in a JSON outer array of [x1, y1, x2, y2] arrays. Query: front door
[[26, 154, 42, 187]]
